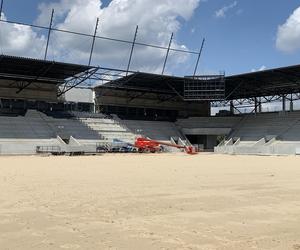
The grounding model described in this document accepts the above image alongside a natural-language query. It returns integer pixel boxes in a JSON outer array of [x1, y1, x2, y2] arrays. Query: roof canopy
[[0, 54, 92, 84], [97, 65, 300, 100], [225, 65, 300, 99], [99, 72, 185, 94]]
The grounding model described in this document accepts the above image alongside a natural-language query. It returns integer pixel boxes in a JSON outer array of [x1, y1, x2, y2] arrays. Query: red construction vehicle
[[134, 137, 198, 155]]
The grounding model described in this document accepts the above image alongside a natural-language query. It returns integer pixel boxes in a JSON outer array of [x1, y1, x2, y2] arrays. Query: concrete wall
[[63, 88, 94, 104], [215, 142, 300, 155]]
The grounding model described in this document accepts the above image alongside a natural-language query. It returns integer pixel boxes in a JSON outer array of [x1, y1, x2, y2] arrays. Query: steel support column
[[254, 97, 258, 114], [161, 33, 173, 75], [0, 0, 3, 20], [44, 9, 54, 60], [193, 38, 205, 78], [290, 94, 294, 111], [282, 94, 286, 111], [230, 100, 234, 114], [258, 97, 262, 113], [88, 18, 99, 66], [126, 25, 138, 76]]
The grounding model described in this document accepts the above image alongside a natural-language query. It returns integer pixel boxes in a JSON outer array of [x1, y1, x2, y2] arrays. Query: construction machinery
[[134, 137, 198, 155]]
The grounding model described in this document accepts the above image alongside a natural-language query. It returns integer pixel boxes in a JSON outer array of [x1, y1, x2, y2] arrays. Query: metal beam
[[162, 33, 173, 75], [0, 0, 3, 20], [58, 67, 98, 97], [165, 81, 185, 101], [127, 92, 146, 103], [16, 62, 55, 94], [193, 38, 205, 78], [88, 18, 99, 66], [274, 69, 300, 87], [157, 94, 178, 104], [126, 25, 138, 76], [44, 9, 54, 60], [0, 18, 199, 55]]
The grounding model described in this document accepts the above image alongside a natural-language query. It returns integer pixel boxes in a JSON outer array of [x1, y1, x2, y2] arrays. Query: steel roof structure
[[97, 72, 186, 94], [96, 64, 300, 102], [0, 54, 92, 84], [225, 64, 300, 100], [95, 72, 225, 101], [1, 54, 300, 103]]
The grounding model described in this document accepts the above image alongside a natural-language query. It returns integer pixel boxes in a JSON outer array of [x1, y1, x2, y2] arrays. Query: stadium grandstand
[[1, 2, 300, 156], [0, 53, 300, 155]]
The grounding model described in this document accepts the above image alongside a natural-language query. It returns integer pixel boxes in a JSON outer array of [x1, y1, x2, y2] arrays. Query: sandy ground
[[1, 154, 300, 250]]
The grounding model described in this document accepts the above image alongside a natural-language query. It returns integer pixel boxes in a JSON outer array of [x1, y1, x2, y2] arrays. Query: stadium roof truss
[[95, 72, 226, 102], [0, 55, 93, 95], [1, 54, 300, 107], [210, 64, 300, 110], [96, 65, 300, 105], [1, 1, 300, 107], [224, 65, 300, 100]]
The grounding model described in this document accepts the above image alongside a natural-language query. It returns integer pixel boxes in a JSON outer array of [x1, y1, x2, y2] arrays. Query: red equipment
[[134, 137, 198, 155]]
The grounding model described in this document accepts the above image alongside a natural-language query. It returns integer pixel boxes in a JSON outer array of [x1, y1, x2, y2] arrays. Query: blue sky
[[179, 0, 300, 75], [1, 0, 300, 76]]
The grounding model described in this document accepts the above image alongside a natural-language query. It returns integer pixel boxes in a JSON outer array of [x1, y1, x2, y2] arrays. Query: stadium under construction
[[0, 53, 300, 156], [1, 3, 300, 156]]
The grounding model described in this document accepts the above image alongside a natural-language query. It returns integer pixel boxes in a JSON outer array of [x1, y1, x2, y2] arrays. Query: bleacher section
[[0, 110, 187, 154], [122, 120, 188, 152], [2, 109, 300, 155], [77, 117, 137, 143], [0, 110, 104, 154], [123, 120, 184, 141], [215, 111, 300, 155]]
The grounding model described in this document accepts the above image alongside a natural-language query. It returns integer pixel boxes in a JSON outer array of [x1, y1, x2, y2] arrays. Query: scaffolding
[[184, 74, 225, 101]]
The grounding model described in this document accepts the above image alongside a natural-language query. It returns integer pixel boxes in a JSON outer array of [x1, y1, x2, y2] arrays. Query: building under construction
[[1, 1, 300, 155]]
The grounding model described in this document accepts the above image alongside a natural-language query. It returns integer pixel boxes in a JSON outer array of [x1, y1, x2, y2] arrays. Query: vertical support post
[[88, 18, 99, 66], [282, 94, 286, 111], [230, 100, 234, 115], [126, 25, 138, 76], [290, 94, 294, 112], [258, 97, 262, 113], [0, 0, 4, 20], [161, 33, 173, 75], [254, 97, 258, 114], [44, 9, 54, 60], [193, 38, 205, 78]]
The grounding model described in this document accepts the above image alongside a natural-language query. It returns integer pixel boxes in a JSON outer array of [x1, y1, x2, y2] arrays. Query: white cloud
[[276, 6, 300, 53], [0, 0, 200, 75], [0, 13, 46, 57], [34, 0, 200, 73], [251, 65, 267, 73], [215, 1, 238, 18]]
